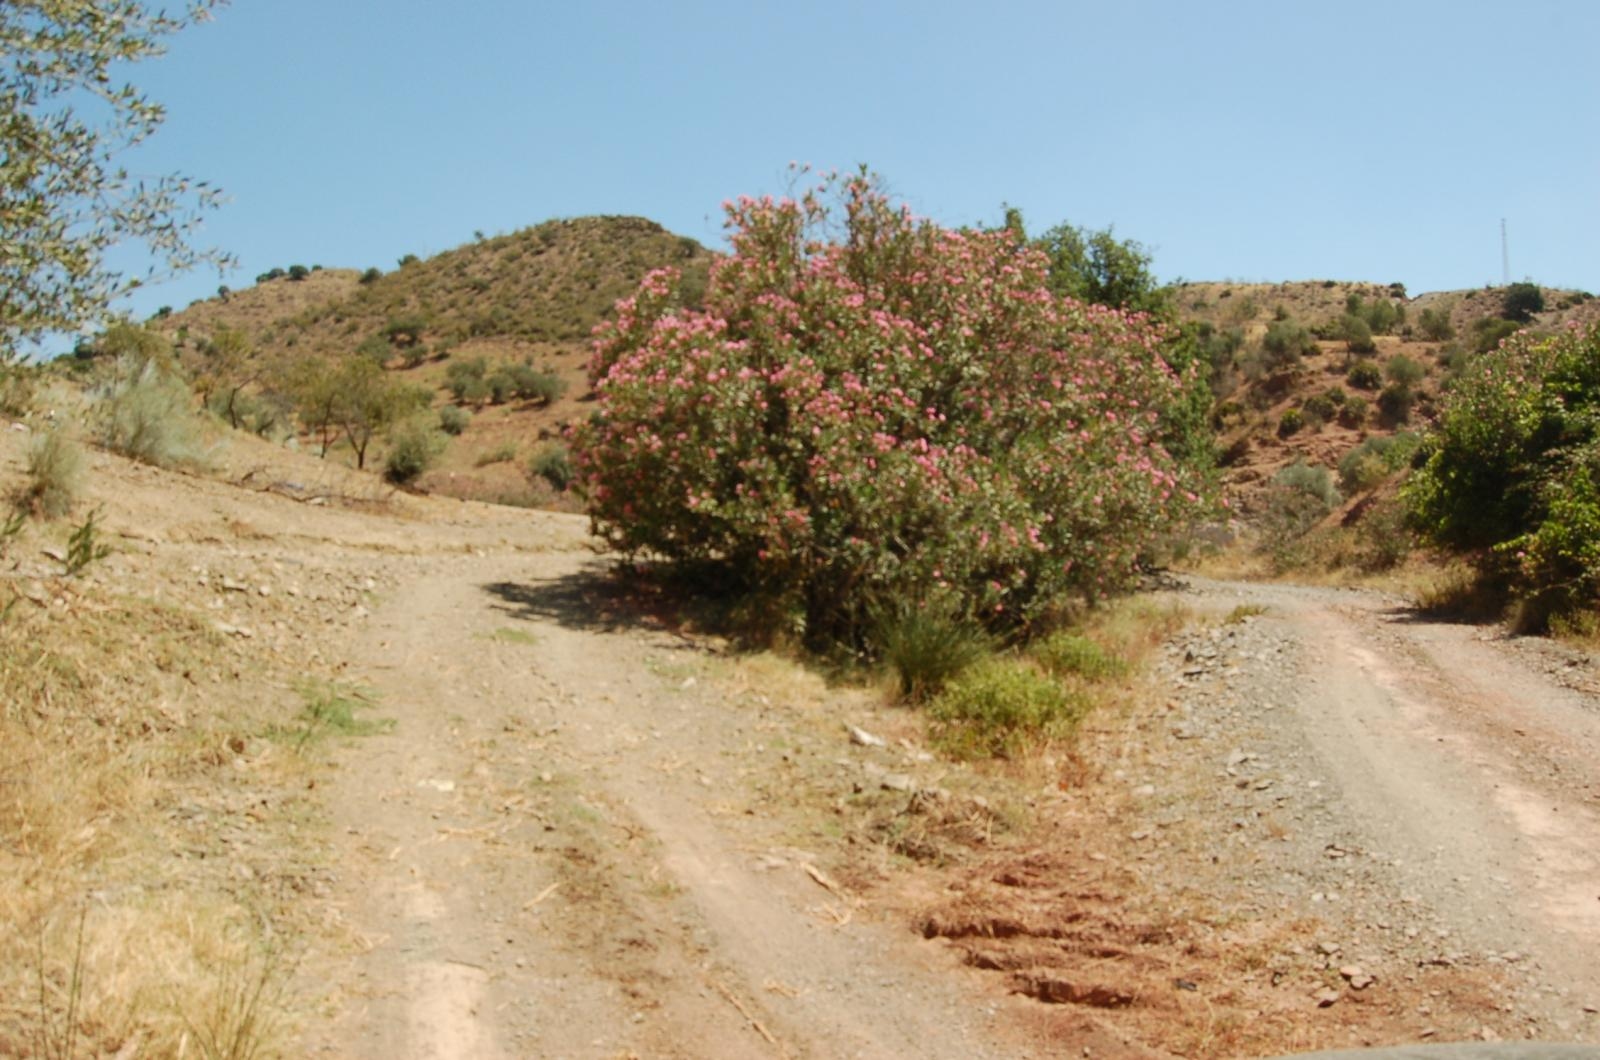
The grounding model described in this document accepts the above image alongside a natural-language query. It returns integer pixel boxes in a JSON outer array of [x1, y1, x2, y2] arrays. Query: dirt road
[[296, 524, 1600, 1055], [306, 541, 1024, 1059]]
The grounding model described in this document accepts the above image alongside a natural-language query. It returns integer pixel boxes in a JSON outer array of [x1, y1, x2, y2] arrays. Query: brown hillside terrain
[[154, 217, 713, 505]]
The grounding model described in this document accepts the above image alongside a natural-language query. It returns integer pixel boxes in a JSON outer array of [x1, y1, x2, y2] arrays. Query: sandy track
[[1173, 577, 1600, 1036], [308, 547, 1017, 1059]]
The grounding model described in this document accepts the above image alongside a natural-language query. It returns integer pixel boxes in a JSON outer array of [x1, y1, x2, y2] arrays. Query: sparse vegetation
[[23, 429, 85, 518], [97, 358, 209, 469]]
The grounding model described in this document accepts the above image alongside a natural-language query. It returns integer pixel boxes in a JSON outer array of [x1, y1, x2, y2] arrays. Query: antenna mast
[[1501, 218, 1510, 286]]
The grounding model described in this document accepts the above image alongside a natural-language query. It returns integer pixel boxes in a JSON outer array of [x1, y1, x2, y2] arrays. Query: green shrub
[[383, 418, 445, 485], [287, 264, 310, 281], [1338, 395, 1369, 428], [1341, 314, 1376, 354], [1357, 498, 1412, 571], [1385, 354, 1425, 387], [384, 316, 427, 347], [1275, 460, 1341, 509], [1031, 632, 1126, 681], [23, 428, 85, 518], [1377, 382, 1414, 425], [438, 405, 471, 435], [929, 657, 1086, 759], [355, 335, 391, 363], [359, 267, 382, 284], [1418, 306, 1454, 341], [1502, 282, 1544, 323], [97, 359, 207, 469], [529, 443, 574, 492], [1338, 433, 1421, 493], [1277, 408, 1304, 437], [1260, 463, 1340, 571], [1346, 359, 1383, 390], [873, 596, 993, 702], [1261, 320, 1318, 367], [1302, 393, 1338, 426], [1473, 317, 1521, 355], [503, 362, 566, 404], [1407, 322, 1600, 626]]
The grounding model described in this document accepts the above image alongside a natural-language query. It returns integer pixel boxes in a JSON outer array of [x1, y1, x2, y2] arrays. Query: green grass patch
[[929, 657, 1090, 760], [485, 626, 538, 645], [1030, 632, 1127, 681], [286, 679, 390, 748]]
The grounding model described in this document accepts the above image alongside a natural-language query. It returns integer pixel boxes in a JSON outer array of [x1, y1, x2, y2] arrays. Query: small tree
[[1502, 282, 1545, 323]]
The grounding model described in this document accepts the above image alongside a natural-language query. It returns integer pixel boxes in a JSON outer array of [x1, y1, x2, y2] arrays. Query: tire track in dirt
[[308, 547, 1017, 1059], [1186, 577, 1600, 1033]]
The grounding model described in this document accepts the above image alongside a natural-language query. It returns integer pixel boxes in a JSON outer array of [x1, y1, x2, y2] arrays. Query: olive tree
[[0, 1, 230, 362]]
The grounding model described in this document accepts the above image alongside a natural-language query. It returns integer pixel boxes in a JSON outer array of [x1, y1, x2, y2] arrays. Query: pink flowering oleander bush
[[573, 170, 1209, 647]]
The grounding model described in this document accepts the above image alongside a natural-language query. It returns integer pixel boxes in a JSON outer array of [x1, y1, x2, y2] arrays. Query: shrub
[[502, 362, 565, 404], [23, 428, 85, 517], [1473, 316, 1521, 355], [873, 596, 993, 702], [359, 267, 382, 284], [1302, 392, 1338, 426], [1502, 282, 1544, 323], [384, 316, 426, 347], [1346, 359, 1383, 390], [929, 657, 1086, 759], [397, 253, 419, 268], [383, 417, 445, 484], [1260, 462, 1340, 571], [1377, 382, 1414, 425], [1278, 408, 1304, 437], [1031, 632, 1126, 681], [1385, 354, 1425, 387], [529, 443, 574, 492], [574, 170, 1209, 647], [1418, 306, 1454, 341], [1338, 433, 1421, 493], [97, 359, 207, 469], [1407, 322, 1600, 625], [1260, 320, 1317, 367], [1338, 394, 1369, 428], [438, 405, 471, 435], [1275, 460, 1340, 509], [1341, 314, 1376, 354], [287, 264, 310, 281], [1357, 498, 1412, 571]]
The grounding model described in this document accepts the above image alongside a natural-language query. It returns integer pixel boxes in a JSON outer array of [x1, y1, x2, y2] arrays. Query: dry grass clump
[[22, 428, 86, 518], [0, 586, 298, 1057]]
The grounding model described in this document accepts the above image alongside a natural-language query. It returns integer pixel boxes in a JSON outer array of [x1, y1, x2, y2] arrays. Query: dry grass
[[0, 583, 307, 1057]]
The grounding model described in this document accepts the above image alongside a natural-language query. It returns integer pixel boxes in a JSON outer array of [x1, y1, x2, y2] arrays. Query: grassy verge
[[0, 579, 328, 1057]]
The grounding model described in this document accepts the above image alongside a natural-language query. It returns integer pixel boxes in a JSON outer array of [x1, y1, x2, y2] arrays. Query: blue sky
[[106, 0, 1600, 325]]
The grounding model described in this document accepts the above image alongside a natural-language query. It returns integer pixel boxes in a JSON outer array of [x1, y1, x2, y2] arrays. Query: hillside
[[157, 216, 715, 504]]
